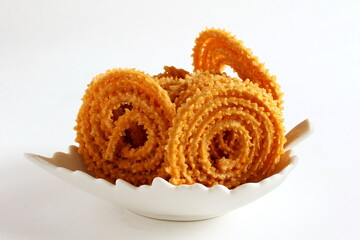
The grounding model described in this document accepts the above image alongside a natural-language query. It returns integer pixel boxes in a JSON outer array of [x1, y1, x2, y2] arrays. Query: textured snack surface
[[164, 72, 285, 188], [75, 29, 286, 189], [75, 68, 175, 186], [193, 28, 283, 107]]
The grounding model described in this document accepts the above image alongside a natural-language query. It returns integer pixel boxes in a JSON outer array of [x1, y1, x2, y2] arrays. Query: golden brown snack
[[75, 68, 175, 186], [154, 66, 190, 103], [154, 66, 189, 79], [75, 29, 286, 189], [192, 28, 283, 106], [164, 72, 285, 189]]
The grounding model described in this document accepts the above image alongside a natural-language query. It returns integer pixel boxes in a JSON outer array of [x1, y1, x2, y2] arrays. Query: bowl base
[[128, 209, 224, 222]]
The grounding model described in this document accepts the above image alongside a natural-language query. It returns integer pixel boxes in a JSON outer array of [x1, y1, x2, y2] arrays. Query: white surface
[[1, 0, 359, 239]]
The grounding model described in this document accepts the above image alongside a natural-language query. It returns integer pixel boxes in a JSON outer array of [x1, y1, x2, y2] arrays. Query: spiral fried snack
[[75, 69, 175, 186], [192, 28, 283, 106], [75, 28, 286, 189], [154, 66, 190, 103], [165, 72, 285, 189]]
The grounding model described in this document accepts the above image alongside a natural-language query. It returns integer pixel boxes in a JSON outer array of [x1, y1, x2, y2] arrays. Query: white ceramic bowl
[[25, 146, 298, 221], [25, 120, 311, 221]]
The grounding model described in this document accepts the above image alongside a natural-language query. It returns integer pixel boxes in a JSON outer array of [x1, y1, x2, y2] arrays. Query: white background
[[1, 0, 359, 239]]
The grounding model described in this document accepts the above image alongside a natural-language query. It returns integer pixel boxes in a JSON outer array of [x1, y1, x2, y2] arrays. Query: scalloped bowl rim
[[25, 147, 298, 221]]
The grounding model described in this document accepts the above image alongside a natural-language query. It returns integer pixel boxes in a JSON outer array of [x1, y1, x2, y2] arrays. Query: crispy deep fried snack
[[155, 66, 189, 79], [165, 72, 285, 189], [192, 28, 283, 106], [75, 68, 175, 186], [154, 66, 190, 103], [75, 29, 286, 189]]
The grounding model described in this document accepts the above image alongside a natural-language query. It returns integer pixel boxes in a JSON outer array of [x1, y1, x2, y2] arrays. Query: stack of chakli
[[75, 28, 286, 189]]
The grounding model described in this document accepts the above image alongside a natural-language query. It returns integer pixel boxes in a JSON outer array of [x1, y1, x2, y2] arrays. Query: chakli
[[75, 28, 286, 189]]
